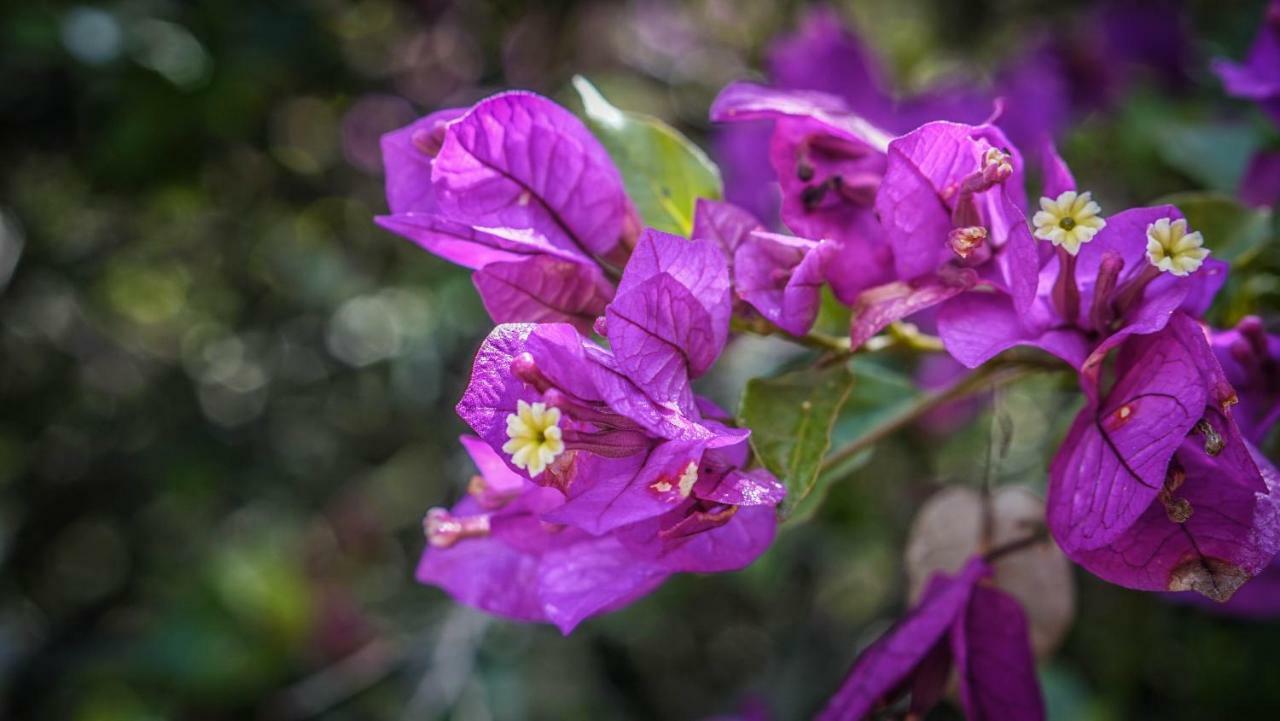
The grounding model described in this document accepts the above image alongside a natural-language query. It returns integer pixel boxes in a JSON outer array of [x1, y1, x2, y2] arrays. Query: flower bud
[[948, 226, 988, 259], [511, 352, 553, 392], [1195, 418, 1225, 456], [424, 508, 491, 548]]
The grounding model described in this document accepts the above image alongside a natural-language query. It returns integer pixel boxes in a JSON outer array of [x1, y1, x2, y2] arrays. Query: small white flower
[[501, 400, 565, 477], [1146, 217, 1209, 277], [1032, 190, 1107, 256]]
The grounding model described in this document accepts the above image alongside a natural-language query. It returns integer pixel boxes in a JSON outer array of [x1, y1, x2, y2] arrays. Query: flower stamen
[[502, 399, 565, 477]]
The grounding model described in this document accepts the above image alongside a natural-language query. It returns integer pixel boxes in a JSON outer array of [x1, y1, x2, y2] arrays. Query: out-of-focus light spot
[[271, 98, 339, 175], [393, 23, 483, 106], [102, 260, 189, 326], [129, 19, 211, 89], [327, 294, 400, 367], [5, 275, 80, 344], [198, 380, 268, 427], [0, 209, 25, 293], [182, 329, 273, 427], [326, 288, 433, 368], [335, 0, 401, 77], [211, 518, 313, 643], [61, 7, 123, 65], [334, 0, 395, 40], [341, 94, 415, 174]]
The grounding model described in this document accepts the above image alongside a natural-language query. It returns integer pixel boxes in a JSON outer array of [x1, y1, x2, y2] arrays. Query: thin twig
[[731, 316, 852, 355], [819, 358, 1058, 475], [264, 638, 404, 720], [983, 526, 1050, 563], [732, 318, 947, 358]]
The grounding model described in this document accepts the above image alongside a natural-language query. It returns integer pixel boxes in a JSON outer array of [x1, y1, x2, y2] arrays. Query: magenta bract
[[430, 233, 785, 632], [849, 120, 1037, 345], [1212, 1, 1280, 125], [378, 92, 635, 332], [819, 557, 1044, 721], [1046, 313, 1280, 601], [710, 82, 895, 304]]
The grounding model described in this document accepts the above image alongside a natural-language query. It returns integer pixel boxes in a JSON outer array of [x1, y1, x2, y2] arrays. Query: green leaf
[[1157, 122, 1262, 193], [738, 363, 855, 516], [572, 76, 722, 236], [1156, 191, 1273, 265], [832, 360, 922, 445], [786, 361, 923, 524]]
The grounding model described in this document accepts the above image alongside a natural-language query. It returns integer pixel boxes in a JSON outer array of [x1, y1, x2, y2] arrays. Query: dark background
[[1, 1, 1277, 719]]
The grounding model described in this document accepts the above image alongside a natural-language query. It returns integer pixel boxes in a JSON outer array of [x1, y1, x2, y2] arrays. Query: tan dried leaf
[[905, 485, 1074, 658]]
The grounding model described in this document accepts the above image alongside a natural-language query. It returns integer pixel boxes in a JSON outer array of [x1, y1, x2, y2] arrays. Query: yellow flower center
[[501, 400, 565, 478], [1032, 190, 1106, 256], [1146, 217, 1209, 277]]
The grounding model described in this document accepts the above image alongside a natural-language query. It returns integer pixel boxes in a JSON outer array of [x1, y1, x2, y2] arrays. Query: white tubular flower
[[1146, 217, 1209, 277], [1032, 191, 1107, 256], [501, 400, 565, 477]]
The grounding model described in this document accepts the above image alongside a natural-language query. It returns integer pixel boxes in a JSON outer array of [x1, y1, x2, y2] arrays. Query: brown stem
[[984, 526, 1050, 563]]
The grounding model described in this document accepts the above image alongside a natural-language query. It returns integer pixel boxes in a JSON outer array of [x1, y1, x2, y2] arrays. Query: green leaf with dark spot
[[572, 76, 722, 236], [738, 363, 855, 516]]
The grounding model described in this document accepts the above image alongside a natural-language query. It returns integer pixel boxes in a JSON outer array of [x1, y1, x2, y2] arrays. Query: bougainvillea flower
[[1172, 315, 1280, 617], [1212, 1, 1280, 125], [848, 120, 1038, 347], [1094, 1, 1192, 90], [381, 107, 465, 214], [772, 6, 1104, 150], [1211, 316, 1280, 445], [430, 92, 633, 259], [377, 92, 637, 332], [819, 557, 1044, 721], [714, 121, 781, 226], [417, 436, 671, 633], [692, 198, 762, 264], [710, 82, 895, 303], [690, 199, 827, 336], [600, 228, 734, 410], [1168, 453, 1280, 619], [763, 5, 901, 132], [938, 143, 1227, 370], [732, 231, 827, 336], [434, 234, 784, 630], [762, 5, 1064, 145], [437, 321, 778, 632], [1239, 151, 1280, 208], [447, 321, 782, 627], [1046, 313, 1280, 600], [377, 214, 615, 333]]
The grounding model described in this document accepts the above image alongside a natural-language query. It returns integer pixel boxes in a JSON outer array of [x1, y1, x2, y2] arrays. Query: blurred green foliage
[[0, 0, 1278, 720]]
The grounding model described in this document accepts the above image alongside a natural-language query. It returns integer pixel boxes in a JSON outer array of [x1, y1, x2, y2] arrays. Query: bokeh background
[[1, 0, 1278, 719]]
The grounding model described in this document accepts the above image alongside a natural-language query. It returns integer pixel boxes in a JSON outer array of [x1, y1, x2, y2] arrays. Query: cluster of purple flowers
[[376, 2, 1280, 717], [378, 92, 789, 633]]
